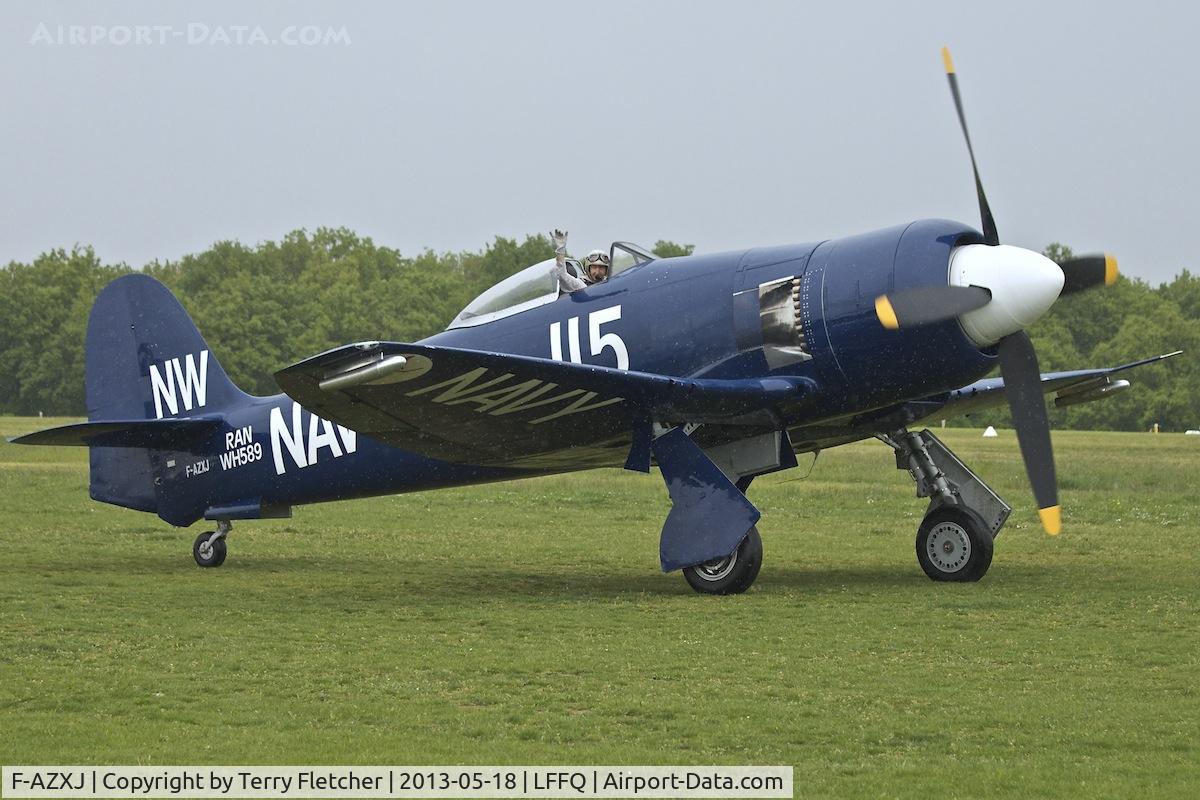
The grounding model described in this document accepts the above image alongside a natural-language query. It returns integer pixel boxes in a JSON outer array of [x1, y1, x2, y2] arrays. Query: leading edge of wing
[[274, 341, 815, 424]]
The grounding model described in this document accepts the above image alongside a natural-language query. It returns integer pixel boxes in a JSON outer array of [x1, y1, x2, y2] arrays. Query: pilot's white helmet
[[583, 249, 612, 277]]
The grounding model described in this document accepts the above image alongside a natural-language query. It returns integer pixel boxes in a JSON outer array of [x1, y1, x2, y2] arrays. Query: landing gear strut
[[885, 429, 1010, 582], [193, 520, 231, 568]]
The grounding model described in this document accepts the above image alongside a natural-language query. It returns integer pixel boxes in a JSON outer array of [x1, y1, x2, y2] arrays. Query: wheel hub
[[694, 550, 738, 582], [197, 539, 213, 560], [927, 522, 971, 573]]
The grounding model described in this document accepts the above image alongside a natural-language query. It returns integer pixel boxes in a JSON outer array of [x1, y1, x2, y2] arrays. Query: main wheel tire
[[916, 506, 993, 582], [193, 532, 227, 568], [682, 526, 763, 595]]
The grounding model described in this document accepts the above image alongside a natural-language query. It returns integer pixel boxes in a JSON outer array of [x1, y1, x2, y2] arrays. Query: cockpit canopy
[[448, 241, 657, 329]]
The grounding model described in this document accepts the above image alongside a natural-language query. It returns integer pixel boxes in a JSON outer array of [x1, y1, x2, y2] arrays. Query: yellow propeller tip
[[941, 47, 955, 74], [875, 295, 900, 330], [1104, 254, 1119, 285], [1038, 505, 1062, 536]]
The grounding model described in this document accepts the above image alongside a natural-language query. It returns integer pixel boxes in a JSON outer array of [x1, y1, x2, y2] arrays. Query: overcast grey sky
[[1, 0, 1196, 283]]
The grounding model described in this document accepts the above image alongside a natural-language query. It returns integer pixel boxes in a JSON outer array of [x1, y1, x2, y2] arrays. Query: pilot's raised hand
[[551, 229, 568, 255]]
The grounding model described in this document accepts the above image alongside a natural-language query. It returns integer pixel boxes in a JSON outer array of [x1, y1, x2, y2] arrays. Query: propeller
[[944, 47, 1061, 534], [874, 285, 991, 330], [997, 331, 1060, 534], [871, 48, 1130, 535], [942, 47, 999, 247], [944, 48, 1064, 532], [1058, 253, 1119, 295]]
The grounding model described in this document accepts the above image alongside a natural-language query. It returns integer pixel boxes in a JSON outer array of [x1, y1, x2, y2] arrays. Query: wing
[[907, 351, 1183, 423], [274, 342, 812, 466]]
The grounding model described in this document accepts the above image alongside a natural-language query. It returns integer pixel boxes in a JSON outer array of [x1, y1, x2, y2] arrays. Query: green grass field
[[0, 419, 1196, 798]]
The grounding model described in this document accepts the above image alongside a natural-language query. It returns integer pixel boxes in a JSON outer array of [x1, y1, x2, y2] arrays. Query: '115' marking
[[549, 306, 629, 370]]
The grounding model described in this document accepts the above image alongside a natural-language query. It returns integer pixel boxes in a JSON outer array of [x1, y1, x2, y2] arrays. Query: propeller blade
[[996, 330, 1061, 534], [943, 47, 999, 246], [1058, 254, 1119, 295], [875, 285, 991, 330]]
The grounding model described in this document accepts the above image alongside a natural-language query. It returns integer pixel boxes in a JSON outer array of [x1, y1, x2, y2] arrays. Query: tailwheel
[[682, 526, 763, 595], [192, 523, 229, 568], [916, 506, 993, 582]]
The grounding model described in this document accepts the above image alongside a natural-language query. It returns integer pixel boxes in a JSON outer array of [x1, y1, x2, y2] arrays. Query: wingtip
[[1038, 505, 1062, 536], [941, 46, 955, 74], [1104, 254, 1119, 285], [875, 295, 900, 330]]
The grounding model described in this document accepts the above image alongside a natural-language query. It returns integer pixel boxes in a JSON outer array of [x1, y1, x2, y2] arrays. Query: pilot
[[551, 229, 610, 293]]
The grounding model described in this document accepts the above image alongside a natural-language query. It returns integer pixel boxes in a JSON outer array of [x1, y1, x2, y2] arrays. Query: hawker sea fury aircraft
[[13, 50, 1182, 593]]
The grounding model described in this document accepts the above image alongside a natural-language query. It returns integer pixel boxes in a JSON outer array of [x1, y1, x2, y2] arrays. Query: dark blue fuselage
[[127, 219, 997, 526]]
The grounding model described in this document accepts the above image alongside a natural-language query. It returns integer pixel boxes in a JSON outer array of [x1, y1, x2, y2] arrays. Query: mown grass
[[0, 418, 1196, 798]]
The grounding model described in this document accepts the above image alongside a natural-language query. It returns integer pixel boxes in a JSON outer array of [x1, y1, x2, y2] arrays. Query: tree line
[[0, 229, 1195, 430]]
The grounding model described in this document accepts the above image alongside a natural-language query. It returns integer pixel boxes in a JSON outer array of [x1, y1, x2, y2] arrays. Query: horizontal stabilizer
[[9, 417, 222, 448]]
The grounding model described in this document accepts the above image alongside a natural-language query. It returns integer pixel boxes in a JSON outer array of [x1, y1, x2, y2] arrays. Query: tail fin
[[86, 274, 248, 421], [85, 274, 250, 516]]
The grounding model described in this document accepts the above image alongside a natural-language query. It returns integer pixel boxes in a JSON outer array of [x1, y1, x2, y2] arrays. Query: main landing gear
[[884, 429, 1010, 582], [193, 520, 231, 568], [650, 427, 792, 596]]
